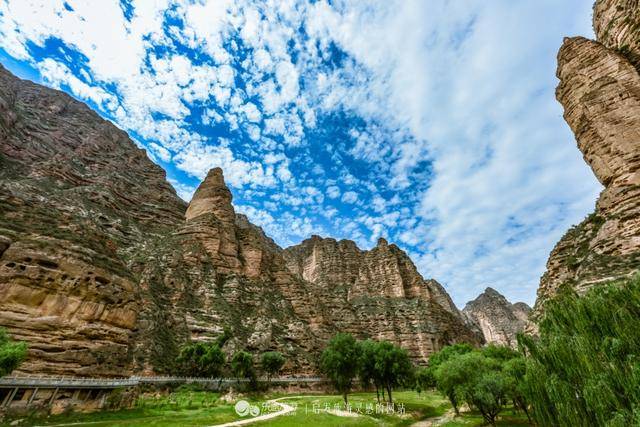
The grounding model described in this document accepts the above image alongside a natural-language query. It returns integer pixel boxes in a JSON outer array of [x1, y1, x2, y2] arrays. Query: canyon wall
[[0, 64, 479, 376], [534, 0, 640, 314]]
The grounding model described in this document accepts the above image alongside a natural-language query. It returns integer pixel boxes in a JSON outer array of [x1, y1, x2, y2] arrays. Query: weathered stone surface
[[463, 288, 530, 347], [593, 0, 640, 69], [533, 0, 640, 317], [0, 63, 479, 377], [0, 63, 185, 377], [283, 236, 482, 361]]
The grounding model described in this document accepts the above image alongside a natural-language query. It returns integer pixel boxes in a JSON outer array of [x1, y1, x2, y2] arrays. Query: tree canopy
[[320, 333, 361, 404], [261, 351, 286, 381], [176, 342, 225, 377], [519, 276, 640, 426], [231, 350, 255, 382]]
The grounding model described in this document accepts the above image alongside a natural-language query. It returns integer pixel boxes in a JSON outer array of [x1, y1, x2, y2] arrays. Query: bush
[[0, 328, 27, 377], [261, 351, 285, 382]]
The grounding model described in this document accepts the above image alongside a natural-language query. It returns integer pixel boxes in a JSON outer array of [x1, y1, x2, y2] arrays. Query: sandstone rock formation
[[0, 64, 479, 376], [463, 288, 531, 347], [283, 236, 481, 361], [533, 0, 640, 315], [0, 63, 185, 376]]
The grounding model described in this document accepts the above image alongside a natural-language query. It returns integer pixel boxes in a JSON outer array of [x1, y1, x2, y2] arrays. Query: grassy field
[[24, 390, 251, 427], [19, 389, 532, 426], [253, 390, 450, 426]]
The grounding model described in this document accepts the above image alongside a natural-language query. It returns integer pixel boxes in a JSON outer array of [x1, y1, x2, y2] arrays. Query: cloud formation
[[0, 0, 601, 306]]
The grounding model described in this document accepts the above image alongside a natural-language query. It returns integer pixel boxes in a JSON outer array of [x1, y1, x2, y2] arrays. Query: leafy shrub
[[0, 328, 27, 377]]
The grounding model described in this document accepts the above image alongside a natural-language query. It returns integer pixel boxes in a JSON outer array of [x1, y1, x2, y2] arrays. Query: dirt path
[[210, 395, 364, 426], [411, 408, 456, 427]]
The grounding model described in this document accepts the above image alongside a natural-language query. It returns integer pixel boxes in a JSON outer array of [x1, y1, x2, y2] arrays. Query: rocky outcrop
[[283, 236, 482, 361], [0, 63, 479, 377], [0, 63, 185, 376], [593, 0, 640, 69], [533, 0, 640, 315], [463, 288, 531, 347]]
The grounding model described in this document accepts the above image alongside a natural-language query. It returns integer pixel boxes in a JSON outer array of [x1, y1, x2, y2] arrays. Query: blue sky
[[0, 0, 602, 306]]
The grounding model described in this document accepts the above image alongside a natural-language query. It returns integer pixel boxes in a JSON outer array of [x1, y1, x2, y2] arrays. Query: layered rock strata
[[283, 236, 482, 361], [0, 63, 479, 376], [533, 0, 640, 315], [463, 288, 530, 347]]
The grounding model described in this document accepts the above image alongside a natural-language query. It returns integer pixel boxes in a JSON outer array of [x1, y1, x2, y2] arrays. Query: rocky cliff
[[533, 0, 640, 315], [0, 64, 479, 377], [283, 236, 481, 362], [463, 288, 530, 347]]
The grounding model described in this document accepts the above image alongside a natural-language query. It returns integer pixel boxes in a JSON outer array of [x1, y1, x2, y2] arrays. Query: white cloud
[[326, 186, 341, 199], [0, 0, 602, 307], [341, 191, 358, 204]]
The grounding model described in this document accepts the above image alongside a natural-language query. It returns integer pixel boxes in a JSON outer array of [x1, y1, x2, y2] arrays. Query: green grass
[[20, 389, 533, 427], [254, 390, 450, 426], [441, 408, 531, 426], [26, 391, 250, 427]]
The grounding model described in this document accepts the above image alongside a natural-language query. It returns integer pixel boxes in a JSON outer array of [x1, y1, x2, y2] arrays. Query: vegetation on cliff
[[0, 327, 27, 377]]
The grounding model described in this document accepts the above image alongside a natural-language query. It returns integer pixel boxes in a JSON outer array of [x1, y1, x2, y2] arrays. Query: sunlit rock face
[[463, 288, 530, 348], [0, 63, 479, 377], [283, 236, 483, 362], [533, 0, 640, 317], [0, 63, 185, 377]]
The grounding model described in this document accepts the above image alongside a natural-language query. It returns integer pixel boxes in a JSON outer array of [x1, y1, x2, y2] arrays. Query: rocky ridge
[[463, 288, 531, 347], [0, 64, 480, 377], [533, 0, 640, 315]]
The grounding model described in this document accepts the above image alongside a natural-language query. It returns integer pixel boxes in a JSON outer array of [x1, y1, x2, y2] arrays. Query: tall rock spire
[[181, 167, 241, 272], [532, 0, 640, 317], [185, 167, 236, 223]]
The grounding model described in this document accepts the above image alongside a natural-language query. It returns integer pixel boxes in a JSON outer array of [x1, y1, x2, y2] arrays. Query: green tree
[[414, 367, 436, 397], [520, 276, 640, 426], [231, 350, 255, 383], [177, 342, 225, 377], [470, 370, 510, 426], [428, 342, 474, 370], [320, 333, 361, 405], [358, 339, 383, 401], [435, 351, 506, 425], [261, 351, 286, 383], [200, 345, 225, 377], [503, 356, 531, 423], [374, 341, 414, 404], [0, 328, 27, 377]]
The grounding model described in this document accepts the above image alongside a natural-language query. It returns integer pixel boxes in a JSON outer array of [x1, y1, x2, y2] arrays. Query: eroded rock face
[[463, 288, 530, 347], [283, 236, 482, 361], [533, 0, 640, 316], [0, 63, 186, 376], [0, 63, 479, 377], [593, 0, 640, 69]]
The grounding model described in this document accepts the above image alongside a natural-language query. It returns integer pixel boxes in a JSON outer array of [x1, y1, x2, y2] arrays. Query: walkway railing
[[0, 375, 325, 389]]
